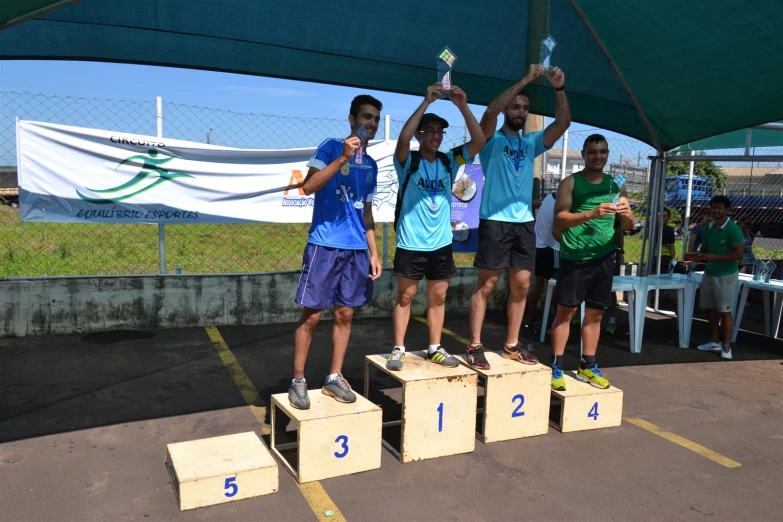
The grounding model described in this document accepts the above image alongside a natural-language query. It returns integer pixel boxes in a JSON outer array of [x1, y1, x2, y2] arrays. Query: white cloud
[[219, 85, 318, 98]]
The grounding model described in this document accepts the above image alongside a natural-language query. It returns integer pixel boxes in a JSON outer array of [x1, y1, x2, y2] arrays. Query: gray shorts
[[700, 273, 739, 313]]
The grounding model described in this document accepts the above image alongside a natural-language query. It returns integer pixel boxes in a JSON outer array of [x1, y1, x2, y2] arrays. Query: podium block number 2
[[511, 394, 526, 417], [224, 477, 238, 498], [588, 402, 599, 421], [334, 435, 349, 458]]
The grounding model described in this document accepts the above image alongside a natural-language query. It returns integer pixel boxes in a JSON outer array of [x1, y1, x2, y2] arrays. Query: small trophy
[[437, 46, 457, 96], [612, 173, 626, 204], [352, 124, 372, 169], [540, 34, 557, 76]]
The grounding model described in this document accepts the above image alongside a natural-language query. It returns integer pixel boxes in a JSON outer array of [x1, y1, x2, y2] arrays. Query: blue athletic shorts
[[295, 243, 373, 309]]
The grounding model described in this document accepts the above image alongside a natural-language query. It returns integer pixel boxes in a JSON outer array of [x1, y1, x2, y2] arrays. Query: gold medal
[[341, 163, 350, 175]]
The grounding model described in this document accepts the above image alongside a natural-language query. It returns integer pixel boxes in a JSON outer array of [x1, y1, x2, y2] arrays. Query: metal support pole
[[683, 150, 695, 256], [560, 129, 569, 181], [382, 223, 389, 269], [653, 158, 667, 311], [156, 96, 165, 275]]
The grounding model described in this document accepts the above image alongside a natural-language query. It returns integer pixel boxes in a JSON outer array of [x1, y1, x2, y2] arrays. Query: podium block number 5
[[511, 394, 526, 417], [588, 402, 599, 421], [224, 477, 238, 498], [334, 435, 349, 458]]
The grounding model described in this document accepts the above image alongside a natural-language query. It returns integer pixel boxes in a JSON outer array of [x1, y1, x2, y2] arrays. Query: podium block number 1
[[334, 435, 349, 458], [437, 402, 444, 432]]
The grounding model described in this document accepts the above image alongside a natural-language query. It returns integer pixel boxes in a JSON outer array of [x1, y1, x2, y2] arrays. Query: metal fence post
[[382, 114, 391, 268], [157, 96, 166, 275]]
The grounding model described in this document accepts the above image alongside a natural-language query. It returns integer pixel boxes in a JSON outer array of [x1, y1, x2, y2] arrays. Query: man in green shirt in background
[[550, 135, 635, 390], [695, 196, 744, 360]]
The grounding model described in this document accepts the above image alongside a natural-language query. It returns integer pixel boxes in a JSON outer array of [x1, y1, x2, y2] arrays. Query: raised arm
[[395, 84, 444, 165], [479, 64, 544, 141], [302, 137, 361, 195], [447, 86, 486, 158], [542, 67, 571, 147]]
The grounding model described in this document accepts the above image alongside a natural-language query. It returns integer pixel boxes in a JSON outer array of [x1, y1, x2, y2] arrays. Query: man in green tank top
[[550, 135, 635, 390]]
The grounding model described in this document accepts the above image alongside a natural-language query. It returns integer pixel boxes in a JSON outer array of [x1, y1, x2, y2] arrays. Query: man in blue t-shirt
[[288, 94, 383, 410], [466, 64, 571, 368], [385, 83, 485, 372]]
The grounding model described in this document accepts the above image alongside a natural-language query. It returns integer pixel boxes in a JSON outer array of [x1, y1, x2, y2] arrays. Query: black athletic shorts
[[394, 244, 457, 281], [474, 219, 536, 271], [557, 252, 616, 310], [534, 247, 560, 280]]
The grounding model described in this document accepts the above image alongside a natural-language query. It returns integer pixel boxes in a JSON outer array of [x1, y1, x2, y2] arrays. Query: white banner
[[16, 121, 402, 223]]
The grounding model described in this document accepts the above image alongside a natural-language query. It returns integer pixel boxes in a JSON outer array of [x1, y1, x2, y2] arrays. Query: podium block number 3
[[334, 435, 349, 458], [588, 402, 599, 421], [511, 394, 526, 417], [224, 477, 238, 498]]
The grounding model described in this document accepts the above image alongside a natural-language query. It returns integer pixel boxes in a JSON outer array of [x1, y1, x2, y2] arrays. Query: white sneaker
[[697, 341, 721, 351], [721, 347, 733, 360]]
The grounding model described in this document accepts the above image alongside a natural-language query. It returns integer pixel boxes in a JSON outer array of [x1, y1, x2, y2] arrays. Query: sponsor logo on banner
[[281, 169, 314, 207]]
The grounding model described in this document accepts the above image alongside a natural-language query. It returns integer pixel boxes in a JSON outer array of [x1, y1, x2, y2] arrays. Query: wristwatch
[[555, 85, 565, 92]]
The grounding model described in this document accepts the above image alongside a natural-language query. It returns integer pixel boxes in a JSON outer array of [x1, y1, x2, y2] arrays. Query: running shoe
[[465, 344, 490, 370], [321, 374, 356, 403], [697, 341, 721, 352], [576, 364, 610, 389], [386, 348, 405, 371], [502, 342, 539, 365], [288, 379, 310, 410], [551, 365, 566, 391], [427, 346, 459, 367]]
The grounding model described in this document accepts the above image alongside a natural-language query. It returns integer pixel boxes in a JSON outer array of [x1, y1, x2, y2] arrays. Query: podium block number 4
[[224, 477, 238, 498], [511, 394, 526, 417], [588, 402, 599, 421], [334, 435, 349, 458]]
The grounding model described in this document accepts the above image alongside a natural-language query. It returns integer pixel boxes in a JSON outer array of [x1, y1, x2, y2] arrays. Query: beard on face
[[504, 113, 525, 132]]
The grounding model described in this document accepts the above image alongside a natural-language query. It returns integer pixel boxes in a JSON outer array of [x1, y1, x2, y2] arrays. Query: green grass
[[0, 206, 777, 277]]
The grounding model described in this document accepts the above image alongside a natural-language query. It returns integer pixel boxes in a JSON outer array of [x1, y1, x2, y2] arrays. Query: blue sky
[[0, 60, 654, 163]]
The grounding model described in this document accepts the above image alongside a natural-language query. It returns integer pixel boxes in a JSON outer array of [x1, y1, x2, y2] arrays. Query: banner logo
[[76, 150, 193, 204]]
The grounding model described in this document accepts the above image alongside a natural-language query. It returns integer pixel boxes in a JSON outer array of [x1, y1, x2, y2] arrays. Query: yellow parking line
[[413, 316, 471, 345], [205, 327, 346, 521], [625, 417, 741, 468]]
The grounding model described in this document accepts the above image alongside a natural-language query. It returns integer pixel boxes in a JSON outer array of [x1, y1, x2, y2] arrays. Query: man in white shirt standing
[[524, 191, 562, 332]]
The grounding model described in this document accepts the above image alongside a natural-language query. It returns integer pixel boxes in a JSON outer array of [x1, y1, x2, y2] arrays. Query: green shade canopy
[[674, 123, 783, 151], [2, 0, 782, 151]]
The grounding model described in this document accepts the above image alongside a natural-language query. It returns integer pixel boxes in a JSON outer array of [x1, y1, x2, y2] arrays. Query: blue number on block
[[334, 435, 349, 458], [224, 477, 238, 498], [511, 394, 526, 417], [588, 402, 599, 421], [437, 402, 444, 432]]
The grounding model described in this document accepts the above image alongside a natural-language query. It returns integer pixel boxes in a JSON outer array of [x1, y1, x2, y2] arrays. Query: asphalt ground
[[1, 303, 781, 522]]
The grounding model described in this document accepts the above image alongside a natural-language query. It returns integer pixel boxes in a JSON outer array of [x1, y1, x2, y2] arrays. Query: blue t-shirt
[[478, 130, 551, 223], [306, 139, 378, 249], [691, 224, 704, 251], [393, 144, 473, 251]]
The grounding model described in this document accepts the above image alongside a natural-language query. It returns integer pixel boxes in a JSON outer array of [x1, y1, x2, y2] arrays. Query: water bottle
[[175, 263, 182, 275]]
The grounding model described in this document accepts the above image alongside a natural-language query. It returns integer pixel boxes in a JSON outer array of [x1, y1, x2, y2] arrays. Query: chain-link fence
[[2, 90, 781, 277]]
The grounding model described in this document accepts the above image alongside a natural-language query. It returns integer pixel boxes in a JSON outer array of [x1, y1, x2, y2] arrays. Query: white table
[[731, 278, 783, 342], [540, 276, 640, 354]]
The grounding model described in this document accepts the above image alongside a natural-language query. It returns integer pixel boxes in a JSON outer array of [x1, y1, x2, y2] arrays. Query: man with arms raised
[[385, 83, 485, 370], [465, 64, 571, 368], [550, 135, 634, 390], [288, 95, 384, 409]]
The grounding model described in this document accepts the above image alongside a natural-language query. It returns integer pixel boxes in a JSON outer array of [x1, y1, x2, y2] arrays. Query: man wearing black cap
[[384, 83, 485, 371]]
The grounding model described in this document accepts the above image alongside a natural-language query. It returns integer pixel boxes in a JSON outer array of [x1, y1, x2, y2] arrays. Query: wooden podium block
[[364, 351, 478, 463], [269, 389, 382, 483], [549, 373, 623, 433], [166, 432, 278, 511], [454, 351, 550, 443]]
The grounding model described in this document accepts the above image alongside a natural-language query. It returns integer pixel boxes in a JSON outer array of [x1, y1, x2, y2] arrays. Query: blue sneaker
[[551, 364, 566, 391]]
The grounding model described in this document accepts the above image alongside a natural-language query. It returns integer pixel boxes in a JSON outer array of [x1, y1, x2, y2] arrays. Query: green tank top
[[561, 172, 619, 261]]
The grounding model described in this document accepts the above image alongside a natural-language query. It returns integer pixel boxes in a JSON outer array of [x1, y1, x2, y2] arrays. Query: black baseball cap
[[417, 113, 450, 131]]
